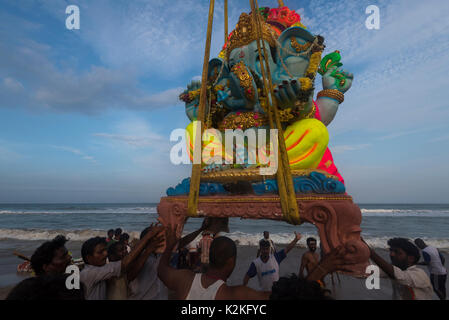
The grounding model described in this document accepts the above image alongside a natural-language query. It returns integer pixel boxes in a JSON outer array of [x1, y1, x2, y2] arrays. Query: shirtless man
[[158, 223, 269, 300], [299, 237, 320, 279]]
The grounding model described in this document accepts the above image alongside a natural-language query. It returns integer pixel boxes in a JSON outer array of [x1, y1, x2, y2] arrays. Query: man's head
[[270, 274, 332, 300], [119, 233, 130, 245], [107, 229, 114, 239], [259, 239, 271, 261], [209, 237, 237, 278], [108, 242, 127, 262], [414, 238, 427, 250], [306, 237, 317, 253], [6, 274, 84, 300], [388, 238, 420, 270], [30, 235, 71, 276], [81, 237, 108, 266], [263, 231, 269, 239], [114, 228, 122, 240], [208, 217, 229, 234]]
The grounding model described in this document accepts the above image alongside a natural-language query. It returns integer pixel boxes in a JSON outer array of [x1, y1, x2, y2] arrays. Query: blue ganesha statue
[[179, 6, 353, 184]]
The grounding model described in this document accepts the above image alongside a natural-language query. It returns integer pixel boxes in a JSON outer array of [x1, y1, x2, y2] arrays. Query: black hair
[[6, 274, 84, 300], [114, 228, 123, 236], [81, 237, 107, 263], [259, 239, 271, 248], [107, 229, 114, 237], [108, 242, 125, 262], [270, 274, 333, 300], [388, 238, 421, 264], [30, 235, 68, 276], [119, 233, 130, 243], [307, 237, 317, 244], [414, 238, 426, 248], [209, 237, 236, 268]]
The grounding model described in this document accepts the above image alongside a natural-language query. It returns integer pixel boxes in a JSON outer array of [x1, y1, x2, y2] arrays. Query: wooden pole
[[252, 0, 301, 225], [187, 0, 215, 217], [278, 0, 285, 7], [224, 0, 228, 43]]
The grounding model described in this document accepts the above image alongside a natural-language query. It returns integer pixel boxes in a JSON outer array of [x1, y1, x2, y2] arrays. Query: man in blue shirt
[[243, 232, 302, 291]]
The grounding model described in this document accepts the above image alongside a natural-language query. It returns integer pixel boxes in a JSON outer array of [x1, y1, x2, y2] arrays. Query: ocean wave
[[361, 208, 449, 217], [0, 207, 158, 215], [0, 228, 141, 241], [2, 228, 448, 252]]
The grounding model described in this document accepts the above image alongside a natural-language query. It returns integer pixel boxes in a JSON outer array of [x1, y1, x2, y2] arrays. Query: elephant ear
[[208, 58, 230, 84], [276, 26, 316, 78]]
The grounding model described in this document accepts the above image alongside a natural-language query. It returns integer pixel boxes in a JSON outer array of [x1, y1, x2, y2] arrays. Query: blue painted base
[[166, 171, 345, 196]]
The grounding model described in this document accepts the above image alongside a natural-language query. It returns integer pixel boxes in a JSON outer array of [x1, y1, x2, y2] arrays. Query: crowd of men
[[5, 217, 447, 300]]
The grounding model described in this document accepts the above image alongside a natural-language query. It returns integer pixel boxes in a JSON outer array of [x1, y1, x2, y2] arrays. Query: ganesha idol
[[178, 7, 352, 190], [161, 6, 370, 276]]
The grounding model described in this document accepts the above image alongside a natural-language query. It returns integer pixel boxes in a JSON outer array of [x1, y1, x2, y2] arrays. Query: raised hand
[[322, 66, 353, 94], [200, 217, 212, 232], [146, 234, 165, 253], [294, 231, 302, 242], [181, 80, 202, 121], [319, 245, 350, 274]]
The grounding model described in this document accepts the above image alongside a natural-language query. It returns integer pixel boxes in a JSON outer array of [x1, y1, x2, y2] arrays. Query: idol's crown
[[225, 13, 276, 60]]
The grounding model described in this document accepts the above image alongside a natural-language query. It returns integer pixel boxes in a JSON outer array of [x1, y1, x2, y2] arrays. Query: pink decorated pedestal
[[157, 194, 370, 277]]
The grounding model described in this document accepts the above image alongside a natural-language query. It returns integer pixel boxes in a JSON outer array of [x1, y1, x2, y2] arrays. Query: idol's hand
[[322, 66, 353, 94], [182, 80, 201, 121], [273, 79, 303, 109]]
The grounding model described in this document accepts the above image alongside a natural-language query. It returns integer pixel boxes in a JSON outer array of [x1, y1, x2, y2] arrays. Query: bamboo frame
[[187, 0, 215, 217]]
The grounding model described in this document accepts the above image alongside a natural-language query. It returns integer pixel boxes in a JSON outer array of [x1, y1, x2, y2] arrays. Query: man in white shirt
[[366, 237, 434, 300], [243, 232, 301, 291], [414, 238, 447, 300], [80, 225, 164, 300]]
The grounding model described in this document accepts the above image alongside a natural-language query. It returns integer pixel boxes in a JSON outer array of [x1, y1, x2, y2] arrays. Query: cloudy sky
[[1, 0, 448, 203]]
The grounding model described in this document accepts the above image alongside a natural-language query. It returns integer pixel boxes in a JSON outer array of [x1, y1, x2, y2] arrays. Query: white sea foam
[[361, 208, 449, 217], [0, 207, 158, 215], [2, 229, 448, 253], [0, 228, 141, 241]]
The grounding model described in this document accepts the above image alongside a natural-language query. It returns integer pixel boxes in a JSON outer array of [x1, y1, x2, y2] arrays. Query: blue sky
[[1, 0, 448, 203]]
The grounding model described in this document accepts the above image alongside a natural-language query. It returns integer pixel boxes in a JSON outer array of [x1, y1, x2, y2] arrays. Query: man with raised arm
[[365, 238, 434, 300], [80, 225, 164, 300], [158, 223, 269, 300], [243, 232, 301, 291]]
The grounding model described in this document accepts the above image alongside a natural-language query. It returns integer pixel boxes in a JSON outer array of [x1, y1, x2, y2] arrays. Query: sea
[[1, 203, 448, 249], [0, 203, 448, 288]]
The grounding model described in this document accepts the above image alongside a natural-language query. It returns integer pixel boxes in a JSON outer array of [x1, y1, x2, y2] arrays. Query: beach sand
[[1, 242, 447, 300]]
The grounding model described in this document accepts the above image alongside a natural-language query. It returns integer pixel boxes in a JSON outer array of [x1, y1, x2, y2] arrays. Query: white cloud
[[2, 78, 24, 92], [52, 145, 96, 163], [93, 118, 167, 151]]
